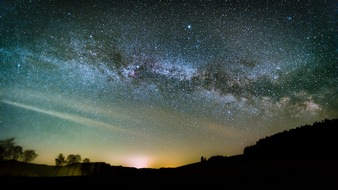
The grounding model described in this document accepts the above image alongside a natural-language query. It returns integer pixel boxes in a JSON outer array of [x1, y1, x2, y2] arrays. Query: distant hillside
[[1, 119, 337, 178], [0, 119, 337, 188], [243, 118, 338, 158]]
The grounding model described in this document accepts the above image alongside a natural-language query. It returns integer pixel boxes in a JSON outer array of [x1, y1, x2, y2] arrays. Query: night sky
[[0, 0, 337, 168]]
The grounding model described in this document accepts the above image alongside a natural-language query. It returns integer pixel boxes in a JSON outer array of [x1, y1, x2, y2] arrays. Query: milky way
[[0, 0, 337, 168]]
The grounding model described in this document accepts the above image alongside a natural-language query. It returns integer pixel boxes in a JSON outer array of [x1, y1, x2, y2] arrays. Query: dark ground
[[1, 155, 337, 189], [2, 119, 337, 189]]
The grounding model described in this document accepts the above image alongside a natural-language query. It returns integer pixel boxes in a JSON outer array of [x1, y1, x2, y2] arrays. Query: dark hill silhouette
[[1, 118, 337, 188], [243, 118, 338, 158]]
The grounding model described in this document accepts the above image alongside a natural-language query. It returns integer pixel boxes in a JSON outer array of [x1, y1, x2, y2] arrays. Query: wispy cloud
[[3, 88, 140, 125], [1, 99, 135, 135]]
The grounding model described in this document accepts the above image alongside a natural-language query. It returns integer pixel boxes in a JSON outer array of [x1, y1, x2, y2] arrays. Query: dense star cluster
[[0, 0, 337, 168]]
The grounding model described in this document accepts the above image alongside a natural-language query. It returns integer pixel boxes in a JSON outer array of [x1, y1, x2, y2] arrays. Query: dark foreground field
[[1, 155, 337, 189]]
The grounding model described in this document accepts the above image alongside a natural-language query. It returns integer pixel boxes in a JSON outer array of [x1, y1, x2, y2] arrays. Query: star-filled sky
[[0, 0, 337, 168]]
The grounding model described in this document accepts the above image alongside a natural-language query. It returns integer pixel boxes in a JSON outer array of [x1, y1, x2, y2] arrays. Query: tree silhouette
[[0, 137, 38, 176], [66, 154, 82, 176], [243, 118, 338, 158], [11, 146, 23, 160], [55, 153, 66, 176], [20, 149, 38, 176], [21, 150, 38, 163], [0, 137, 16, 160], [55, 153, 66, 166], [79, 158, 91, 176], [83, 158, 90, 163], [0, 138, 34, 162]]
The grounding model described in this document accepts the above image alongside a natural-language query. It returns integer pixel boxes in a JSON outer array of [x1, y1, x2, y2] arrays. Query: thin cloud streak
[[4, 88, 146, 127], [1, 99, 134, 135]]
